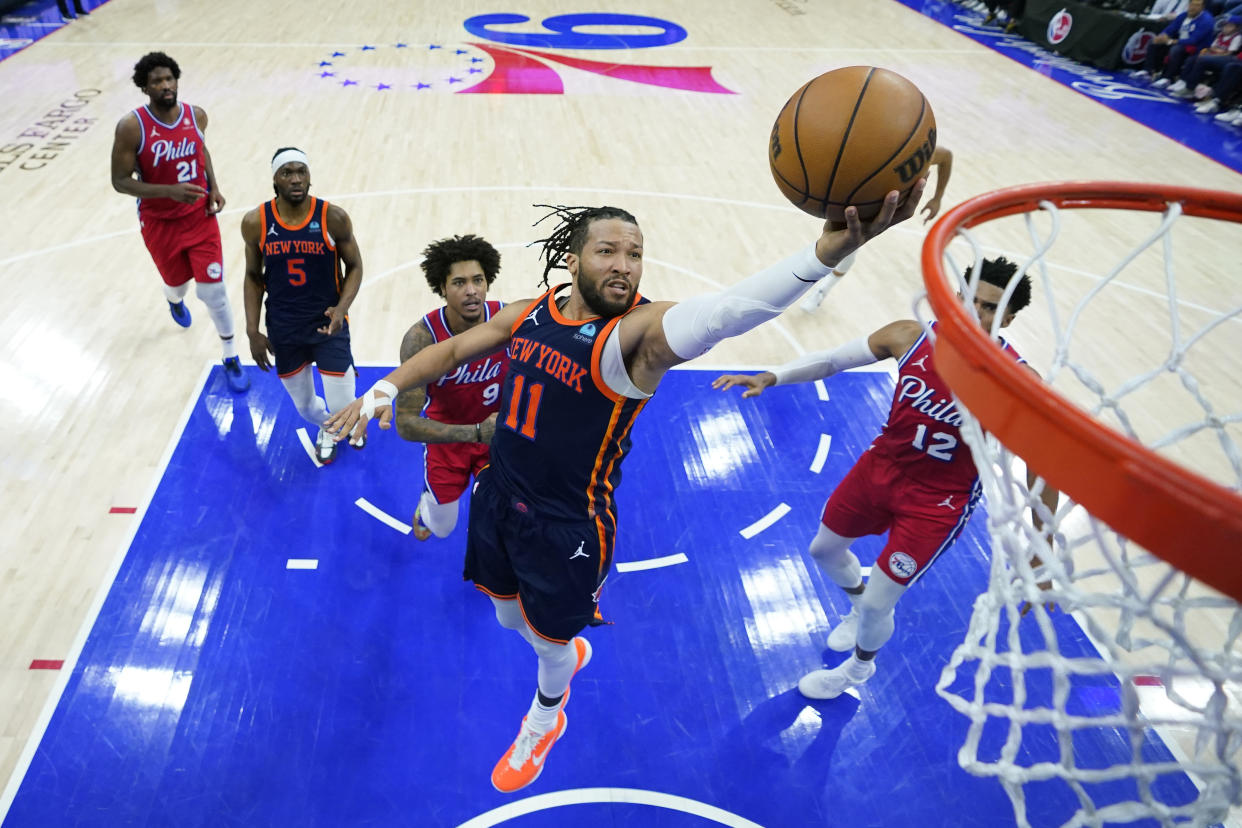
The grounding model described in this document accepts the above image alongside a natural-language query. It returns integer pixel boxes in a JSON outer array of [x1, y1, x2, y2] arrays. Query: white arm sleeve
[[661, 243, 832, 360], [770, 337, 879, 386]]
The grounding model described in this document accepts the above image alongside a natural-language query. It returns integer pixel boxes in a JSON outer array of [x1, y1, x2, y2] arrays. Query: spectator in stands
[[1192, 54, 1242, 119], [1167, 15, 1242, 96], [1147, 0, 1189, 24], [1132, 0, 1216, 82], [982, 0, 1026, 32]]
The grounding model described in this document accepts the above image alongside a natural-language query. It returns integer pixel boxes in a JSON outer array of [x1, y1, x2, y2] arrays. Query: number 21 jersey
[[132, 102, 209, 222]]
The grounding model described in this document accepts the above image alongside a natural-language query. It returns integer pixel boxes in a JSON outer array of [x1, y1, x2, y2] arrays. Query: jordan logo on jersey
[[911, 355, 929, 371], [267, 225, 278, 237], [149, 126, 160, 138], [570, 541, 588, 560], [938, 496, 954, 509], [525, 307, 543, 326]]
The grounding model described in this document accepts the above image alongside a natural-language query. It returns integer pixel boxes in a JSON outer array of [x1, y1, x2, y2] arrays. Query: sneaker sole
[[490, 717, 568, 793]]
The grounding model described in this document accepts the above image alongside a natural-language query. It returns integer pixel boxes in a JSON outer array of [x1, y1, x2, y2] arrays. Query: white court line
[[355, 498, 412, 535], [809, 434, 832, 474], [616, 553, 689, 573], [739, 503, 791, 539], [0, 361, 214, 820], [814, 379, 829, 401], [457, 787, 765, 828], [286, 559, 319, 570], [295, 427, 324, 468]]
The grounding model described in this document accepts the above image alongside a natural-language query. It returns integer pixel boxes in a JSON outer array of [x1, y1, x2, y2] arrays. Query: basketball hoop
[[922, 181, 1242, 828]]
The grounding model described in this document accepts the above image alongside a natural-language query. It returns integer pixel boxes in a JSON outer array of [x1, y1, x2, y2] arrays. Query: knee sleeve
[[163, 282, 190, 303], [320, 366, 357, 415], [195, 280, 235, 338], [807, 523, 863, 590], [418, 491, 459, 538], [280, 368, 329, 426], [855, 569, 907, 652]]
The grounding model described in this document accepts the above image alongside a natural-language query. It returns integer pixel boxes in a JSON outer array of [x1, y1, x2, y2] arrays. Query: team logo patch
[[1047, 10, 1072, 45], [888, 551, 918, 579], [310, 221, 320, 230], [1122, 30, 1153, 65], [206, 262, 223, 280]]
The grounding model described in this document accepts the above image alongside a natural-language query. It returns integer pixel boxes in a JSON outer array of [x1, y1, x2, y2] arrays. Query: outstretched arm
[[920, 146, 953, 224], [325, 301, 530, 443], [712, 319, 921, 397], [393, 321, 499, 445], [622, 181, 928, 393]]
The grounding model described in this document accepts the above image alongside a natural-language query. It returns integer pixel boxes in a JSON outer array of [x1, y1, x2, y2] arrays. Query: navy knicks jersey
[[259, 197, 344, 343], [488, 285, 650, 524]]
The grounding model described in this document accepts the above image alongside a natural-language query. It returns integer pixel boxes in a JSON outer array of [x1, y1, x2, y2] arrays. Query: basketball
[[769, 66, 937, 222]]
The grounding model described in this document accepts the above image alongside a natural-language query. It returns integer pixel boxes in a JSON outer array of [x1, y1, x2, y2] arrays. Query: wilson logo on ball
[[894, 127, 937, 184]]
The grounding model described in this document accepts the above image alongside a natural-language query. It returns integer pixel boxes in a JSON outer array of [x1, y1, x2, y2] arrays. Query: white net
[[924, 188, 1242, 828]]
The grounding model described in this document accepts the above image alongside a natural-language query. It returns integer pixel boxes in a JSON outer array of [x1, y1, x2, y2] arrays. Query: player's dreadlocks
[[132, 51, 181, 89], [419, 234, 502, 297], [531, 205, 639, 288]]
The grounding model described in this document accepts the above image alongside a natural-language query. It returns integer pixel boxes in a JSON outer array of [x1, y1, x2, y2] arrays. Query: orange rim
[[922, 181, 1242, 602]]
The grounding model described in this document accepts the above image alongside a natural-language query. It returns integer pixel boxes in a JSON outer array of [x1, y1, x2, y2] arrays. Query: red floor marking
[[109, 506, 137, 514], [29, 660, 64, 670], [1133, 675, 1163, 686]]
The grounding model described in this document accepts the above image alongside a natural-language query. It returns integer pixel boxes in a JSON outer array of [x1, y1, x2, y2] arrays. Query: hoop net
[[921, 182, 1242, 828]]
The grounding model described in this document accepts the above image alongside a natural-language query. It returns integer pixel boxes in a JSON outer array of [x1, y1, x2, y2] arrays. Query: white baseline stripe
[[355, 498, 412, 535], [616, 553, 689, 573], [0, 361, 214, 819], [296, 427, 324, 468], [740, 503, 791, 539], [286, 559, 319, 570], [456, 787, 765, 828], [810, 434, 832, 474]]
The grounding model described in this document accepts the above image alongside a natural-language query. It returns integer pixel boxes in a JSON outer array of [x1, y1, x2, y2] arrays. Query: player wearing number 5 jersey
[[326, 191, 927, 794], [241, 148, 363, 464], [714, 256, 1058, 701], [394, 235, 507, 541], [110, 51, 248, 391]]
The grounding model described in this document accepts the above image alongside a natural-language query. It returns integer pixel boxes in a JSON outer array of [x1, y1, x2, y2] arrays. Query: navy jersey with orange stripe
[[258, 197, 345, 344], [488, 285, 650, 523]]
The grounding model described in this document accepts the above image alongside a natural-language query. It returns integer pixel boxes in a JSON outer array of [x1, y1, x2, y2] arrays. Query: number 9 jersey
[[421, 300, 509, 427]]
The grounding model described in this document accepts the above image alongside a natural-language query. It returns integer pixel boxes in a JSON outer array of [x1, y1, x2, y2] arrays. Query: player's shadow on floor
[[711, 688, 861, 825]]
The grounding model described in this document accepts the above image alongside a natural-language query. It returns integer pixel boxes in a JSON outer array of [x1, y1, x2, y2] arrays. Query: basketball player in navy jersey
[[715, 257, 1058, 700], [395, 235, 507, 541], [326, 183, 926, 793], [240, 148, 364, 464], [110, 51, 248, 391]]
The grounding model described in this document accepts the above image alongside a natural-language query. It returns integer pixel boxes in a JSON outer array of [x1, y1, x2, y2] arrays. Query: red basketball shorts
[[820, 449, 981, 585], [423, 441, 491, 504], [139, 211, 223, 287]]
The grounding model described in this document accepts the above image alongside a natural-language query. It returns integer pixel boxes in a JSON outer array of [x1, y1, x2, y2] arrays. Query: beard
[[577, 272, 634, 319]]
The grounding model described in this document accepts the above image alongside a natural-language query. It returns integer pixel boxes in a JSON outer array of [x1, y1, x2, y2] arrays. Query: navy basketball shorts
[[272, 328, 354, 378], [464, 470, 612, 643]]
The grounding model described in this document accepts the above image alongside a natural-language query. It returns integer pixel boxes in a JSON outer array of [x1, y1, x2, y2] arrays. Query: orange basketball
[[769, 66, 937, 222]]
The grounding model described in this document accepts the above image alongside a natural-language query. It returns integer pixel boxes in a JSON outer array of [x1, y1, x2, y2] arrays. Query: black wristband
[[474, 422, 482, 443]]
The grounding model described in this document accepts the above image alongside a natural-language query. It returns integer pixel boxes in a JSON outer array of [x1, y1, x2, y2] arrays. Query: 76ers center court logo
[[314, 12, 734, 95]]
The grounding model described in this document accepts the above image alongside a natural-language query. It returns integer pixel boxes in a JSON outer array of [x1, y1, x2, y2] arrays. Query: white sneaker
[[1129, 69, 1151, 79], [826, 607, 860, 652], [1216, 107, 1242, 124], [316, 428, 339, 465], [1230, 109, 1242, 126], [1193, 83, 1213, 100], [1151, 77, 1172, 89], [1196, 98, 1220, 114], [1167, 79, 1187, 94], [798, 658, 877, 700]]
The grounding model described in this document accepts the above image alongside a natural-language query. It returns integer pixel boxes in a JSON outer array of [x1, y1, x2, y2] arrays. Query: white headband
[[271, 149, 310, 175]]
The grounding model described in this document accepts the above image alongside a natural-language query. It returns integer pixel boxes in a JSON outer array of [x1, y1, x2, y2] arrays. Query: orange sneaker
[[411, 506, 431, 541], [490, 711, 567, 793]]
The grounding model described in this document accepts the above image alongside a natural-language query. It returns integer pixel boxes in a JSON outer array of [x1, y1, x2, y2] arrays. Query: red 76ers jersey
[[869, 323, 1025, 492], [132, 103, 209, 222], [421, 302, 509, 425]]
